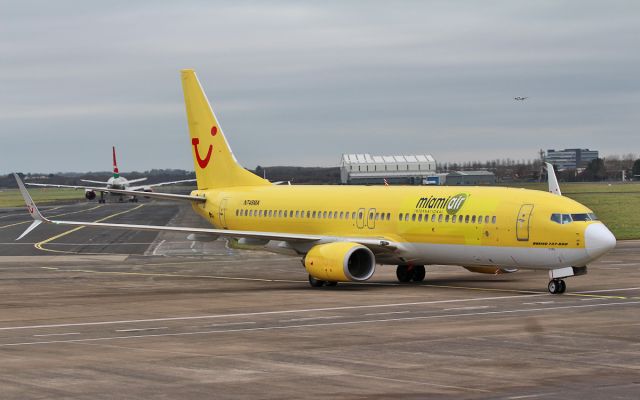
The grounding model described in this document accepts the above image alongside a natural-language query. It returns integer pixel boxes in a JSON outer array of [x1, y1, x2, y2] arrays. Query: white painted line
[[2, 301, 638, 348], [33, 332, 81, 337], [280, 316, 342, 323], [201, 322, 256, 328], [443, 305, 492, 311], [364, 311, 411, 316], [0, 293, 548, 331], [574, 287, 640, 294], [522, 301, 555, 305], [115, 327, 168, 333]]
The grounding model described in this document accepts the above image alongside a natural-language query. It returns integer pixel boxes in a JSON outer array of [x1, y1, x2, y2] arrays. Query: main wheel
[[396, 265, 412, 283], [326, 281, 338, 287], [559, 279, 567, 294], [308, 274, 326, 288], [411, 265, 426, 282]]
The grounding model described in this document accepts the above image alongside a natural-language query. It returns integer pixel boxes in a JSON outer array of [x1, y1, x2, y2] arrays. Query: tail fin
[[181, 69, 269, 190], [112, 146, 120, 178]]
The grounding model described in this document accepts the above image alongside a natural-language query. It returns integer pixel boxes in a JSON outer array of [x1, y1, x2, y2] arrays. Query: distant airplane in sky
[[26, 146, 195, 203], [514, 96, 529, 101], [14, 70, 616, 294]]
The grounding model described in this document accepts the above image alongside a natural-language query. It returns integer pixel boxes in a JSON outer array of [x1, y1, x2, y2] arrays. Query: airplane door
[[356, 208, 365, 229], [367, 208, 376, 229], [219, 198, 229, 229], [516, 204, 534, 241]]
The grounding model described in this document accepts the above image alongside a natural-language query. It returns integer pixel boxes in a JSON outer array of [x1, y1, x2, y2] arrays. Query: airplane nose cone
[[585, 223, 616, 259]]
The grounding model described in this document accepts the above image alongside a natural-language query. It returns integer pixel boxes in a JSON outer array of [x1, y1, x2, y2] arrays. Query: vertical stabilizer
[[181, 69, 269, 190], [112, 146, 120, 178]]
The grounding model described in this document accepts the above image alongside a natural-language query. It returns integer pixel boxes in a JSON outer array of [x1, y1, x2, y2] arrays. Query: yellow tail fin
[[181, 69, 269, 190]]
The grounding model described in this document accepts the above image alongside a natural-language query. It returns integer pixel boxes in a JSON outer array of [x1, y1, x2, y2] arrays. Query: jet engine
[[85, 189, 96, 200], [304, 242, 375, 282]]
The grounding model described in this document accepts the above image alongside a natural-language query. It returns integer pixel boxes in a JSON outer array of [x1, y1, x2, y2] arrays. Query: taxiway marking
[[34, 204, 145, 254], [1, 205, 102, 229], [2, 301, 638, 347], [0, 293, 551, 331]]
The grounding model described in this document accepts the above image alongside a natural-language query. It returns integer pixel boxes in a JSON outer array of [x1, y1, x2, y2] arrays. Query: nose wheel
[[548, 279, 566, 294]]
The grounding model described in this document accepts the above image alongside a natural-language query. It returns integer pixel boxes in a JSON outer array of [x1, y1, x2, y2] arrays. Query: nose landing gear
[[548, 279, 566, 294]]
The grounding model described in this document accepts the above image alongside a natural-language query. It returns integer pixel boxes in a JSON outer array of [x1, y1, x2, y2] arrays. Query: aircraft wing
[[26, 182, 108, 190], [24, 181, 205, 203], [81, 179, 111, 185], [14, 174, 398, 252], [126, 177, 148, 185], [129, 178, 196, 191]]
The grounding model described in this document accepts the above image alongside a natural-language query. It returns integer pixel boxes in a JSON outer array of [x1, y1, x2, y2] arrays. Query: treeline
[[1, 167, 341, 188], [441, 154, 640, 182], [3, 155, 638, 188]]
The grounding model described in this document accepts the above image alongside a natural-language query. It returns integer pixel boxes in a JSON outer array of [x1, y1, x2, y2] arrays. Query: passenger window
[[312, 211, 316, 218], [386, 212, 391, 220], [465, 215, 470, 223], [399, 213, 403, 221], [412, 214, 416, 221], [279, 210, 283, 218], [438, 214, 443, 222], [445, 215, 450, 222], [484, 216, 489, 224], [418, 214, 423, 222], [351, 212, 356, 219], [340, 211, 344, 219], [492, 216, 496, 224], [359, 211, 364, 219], [431, 214, 436, 222], [452, 215, 456, 223], [345, 212, 350, 220], [405, 214, 409, 221], [295, 211, 300, 218], [323, 211, 327, 218], [471, 216, 476, 223], [328, 212, 333, 219]]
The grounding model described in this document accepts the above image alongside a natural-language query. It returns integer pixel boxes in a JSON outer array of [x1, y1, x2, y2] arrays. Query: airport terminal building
[[340, 153, 436, 185], [545, 148, 599, 170]]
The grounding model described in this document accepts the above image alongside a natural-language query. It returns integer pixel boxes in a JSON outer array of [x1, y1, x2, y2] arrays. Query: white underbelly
[[402, 243, 590, 270]]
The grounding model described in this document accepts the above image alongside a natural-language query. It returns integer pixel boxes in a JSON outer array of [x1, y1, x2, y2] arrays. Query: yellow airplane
[[14, 69, 616, 294]]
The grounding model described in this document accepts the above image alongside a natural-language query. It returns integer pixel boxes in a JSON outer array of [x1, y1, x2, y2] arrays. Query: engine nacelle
[[85, 190, 96, 200], [304, 242, 375, 282], [464, 266, 519, 275]]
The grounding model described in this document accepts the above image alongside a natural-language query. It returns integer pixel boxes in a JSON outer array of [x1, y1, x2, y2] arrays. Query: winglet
[[13, 173, 49, 240], [545, 163, 561, 196]]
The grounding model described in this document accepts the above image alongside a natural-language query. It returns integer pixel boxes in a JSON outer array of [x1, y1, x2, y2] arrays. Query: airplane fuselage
[[190, 185, 614, 271]]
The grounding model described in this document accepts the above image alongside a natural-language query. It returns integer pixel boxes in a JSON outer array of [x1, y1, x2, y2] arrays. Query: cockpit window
[[571, 213, 598, 221], [551, 212, 598, 224], [550, 213, 572, 224]]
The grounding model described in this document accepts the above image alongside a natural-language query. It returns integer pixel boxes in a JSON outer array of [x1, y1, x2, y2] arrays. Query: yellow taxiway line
[[1, 205, 103, 229], [34, 204, 145, 254]]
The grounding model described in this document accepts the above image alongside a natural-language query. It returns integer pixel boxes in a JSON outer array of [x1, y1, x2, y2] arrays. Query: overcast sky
[[1, 0, 639, 174]]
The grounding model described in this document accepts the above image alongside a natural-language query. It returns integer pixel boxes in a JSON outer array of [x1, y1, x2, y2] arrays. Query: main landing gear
[[308, 275, 337, 288], [396, 265, 425, 283], [547, 279, 567, 294]]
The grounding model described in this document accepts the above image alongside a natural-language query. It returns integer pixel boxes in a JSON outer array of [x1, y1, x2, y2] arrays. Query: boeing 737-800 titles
[[26, 146, 195, 203], [14, 69, 616, 294]]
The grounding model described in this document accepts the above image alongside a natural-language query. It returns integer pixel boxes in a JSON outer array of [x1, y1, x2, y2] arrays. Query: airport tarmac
[[0, 201, 639, 399]]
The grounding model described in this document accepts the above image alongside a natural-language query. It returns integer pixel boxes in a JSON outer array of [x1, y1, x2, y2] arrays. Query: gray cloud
[[1, 0, 639, 173]]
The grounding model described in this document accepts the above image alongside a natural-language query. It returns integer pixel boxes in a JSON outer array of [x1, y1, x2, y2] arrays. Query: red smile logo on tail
[[192, 126, 217, 168]]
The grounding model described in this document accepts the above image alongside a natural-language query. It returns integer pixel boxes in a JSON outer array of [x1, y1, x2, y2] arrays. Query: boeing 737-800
[[14, 69, 616, 294], [26, 146, 195, 203]]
